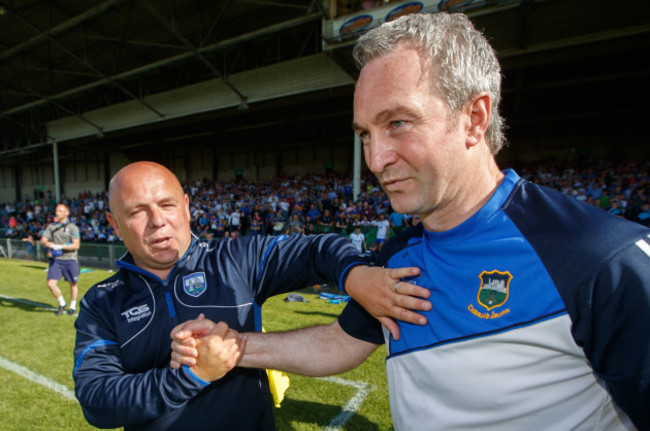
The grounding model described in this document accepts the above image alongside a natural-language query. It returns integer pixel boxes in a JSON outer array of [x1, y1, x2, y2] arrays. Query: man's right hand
[[345, 266, 431, 340], [170, 315, 246, 382]]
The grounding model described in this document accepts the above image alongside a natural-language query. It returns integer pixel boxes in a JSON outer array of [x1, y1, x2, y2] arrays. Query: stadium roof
[[0, 0, 648, 164]]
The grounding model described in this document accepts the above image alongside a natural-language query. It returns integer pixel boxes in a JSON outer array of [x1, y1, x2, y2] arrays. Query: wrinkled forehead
[[354, 49, 432, 113]]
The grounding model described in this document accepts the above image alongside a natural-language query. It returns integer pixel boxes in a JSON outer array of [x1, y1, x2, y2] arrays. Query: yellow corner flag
[[263, 327, 291, 407]]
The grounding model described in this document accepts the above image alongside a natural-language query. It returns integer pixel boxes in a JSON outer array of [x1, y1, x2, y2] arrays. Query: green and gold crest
[[477, 270, 512, 311]]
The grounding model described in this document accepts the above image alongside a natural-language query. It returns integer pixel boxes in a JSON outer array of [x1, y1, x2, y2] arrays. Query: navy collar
[[116, 234, 200, 284]]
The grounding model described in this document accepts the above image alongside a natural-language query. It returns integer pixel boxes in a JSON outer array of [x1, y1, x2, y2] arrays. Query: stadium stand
[[2, 160, 649, 251]]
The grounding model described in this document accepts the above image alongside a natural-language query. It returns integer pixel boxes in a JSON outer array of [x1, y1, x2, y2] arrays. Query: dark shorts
[[48, 259, 80, 283]]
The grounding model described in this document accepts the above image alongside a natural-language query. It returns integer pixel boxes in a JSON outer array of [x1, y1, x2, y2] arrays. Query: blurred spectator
[[349, 225, 366, 253], [305, 203, 321, 224], [229, 208, 242, 233], [1, 159, 648, 246], [389, 210, 408, 234], [609, 199, 623, 217], [335, 212, 351, 235], [360, 200, 375, 220], [286, 213, 304, 235], [249, 210, 263, 235], [372, 212, 390, 252], [364, 241, 379, 265], [637, 202, 650, 227], [319, 208, 334, 233], [305, 222, 318, 235], [21, 233, 36, 260]]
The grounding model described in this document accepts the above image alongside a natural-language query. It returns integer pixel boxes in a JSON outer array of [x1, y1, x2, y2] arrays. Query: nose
[[148, 206, 166, 228], [364, 135, 398, 175]]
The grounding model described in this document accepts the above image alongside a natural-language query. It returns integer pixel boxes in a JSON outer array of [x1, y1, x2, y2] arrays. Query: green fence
[[332, 225, 394, 246], [0, 238, 127, 271], [1, 226, 392, 270]]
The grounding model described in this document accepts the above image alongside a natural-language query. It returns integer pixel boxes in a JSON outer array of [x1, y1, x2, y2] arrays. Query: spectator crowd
[[2, 159, 649, 253]]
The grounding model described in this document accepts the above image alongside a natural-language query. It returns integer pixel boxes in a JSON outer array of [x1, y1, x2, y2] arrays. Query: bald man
[[72, 162, 427, 431]]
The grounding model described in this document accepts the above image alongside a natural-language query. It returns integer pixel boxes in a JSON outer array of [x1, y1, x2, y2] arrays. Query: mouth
[[150, 237, 172, 248], [382, 177, 409, 192]]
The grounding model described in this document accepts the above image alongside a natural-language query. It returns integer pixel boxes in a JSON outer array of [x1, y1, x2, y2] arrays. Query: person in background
[[21, 232, 36, 260], [372, 212, 390, 252], [334, 211, 350, 235], [636, 201, 650, 226], [319, 208, 334, 233], [286, 213, 304, 235], [388, 209, 407, 234], [348, 225, 366, 253], [40, 203, 81, 315], [305, 203, 321, 225]]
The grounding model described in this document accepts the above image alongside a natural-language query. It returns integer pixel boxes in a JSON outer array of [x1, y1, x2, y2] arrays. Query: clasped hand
[[169, 266, 433, 376], [170, 314, 246, 383]]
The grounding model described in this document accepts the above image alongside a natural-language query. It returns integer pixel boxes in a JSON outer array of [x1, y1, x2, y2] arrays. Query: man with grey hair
[[172, 13, 650, 430]]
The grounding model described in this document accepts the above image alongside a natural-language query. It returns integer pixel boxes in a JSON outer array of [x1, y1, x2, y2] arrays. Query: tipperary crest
[[183, 272, 207, 298], [477, 270, 512, 311]]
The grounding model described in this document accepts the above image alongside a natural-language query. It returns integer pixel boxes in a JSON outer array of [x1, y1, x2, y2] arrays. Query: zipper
[[160, 238, 199, 320], [116, 235, 200, 321], [163, 280, 177, 319]]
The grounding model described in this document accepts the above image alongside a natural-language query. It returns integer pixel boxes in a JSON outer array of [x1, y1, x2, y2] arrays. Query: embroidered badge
[[183, 272, 207, 298], [477, 270, 512, 311]]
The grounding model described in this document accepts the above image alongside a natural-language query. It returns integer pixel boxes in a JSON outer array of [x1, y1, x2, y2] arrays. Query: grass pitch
[[0, 258, 393, 430]]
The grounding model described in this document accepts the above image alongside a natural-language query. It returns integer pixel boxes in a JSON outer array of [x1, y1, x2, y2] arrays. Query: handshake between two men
[[170, 314, 246, 382], [169, 265, 431, 383]]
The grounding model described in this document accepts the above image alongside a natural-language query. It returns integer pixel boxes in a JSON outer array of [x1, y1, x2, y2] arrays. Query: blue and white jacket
[[340, 170, 650, 431], [74, 233, 365, 430]]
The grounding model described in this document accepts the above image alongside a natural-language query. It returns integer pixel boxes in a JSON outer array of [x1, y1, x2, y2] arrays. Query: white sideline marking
[[0, 355, 76, 401], [0, 295, 74, 400], [1, 294, 373, 427], [319, 376, 372, 431], [0, 293, 57, 311]]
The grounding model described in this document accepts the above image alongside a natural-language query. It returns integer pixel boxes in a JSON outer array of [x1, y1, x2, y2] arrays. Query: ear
[[184, 194, 191, 220], [106, 212, 122, 238], [465, 92, 491, 148]]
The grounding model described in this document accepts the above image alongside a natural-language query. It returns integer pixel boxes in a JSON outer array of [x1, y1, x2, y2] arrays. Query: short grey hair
[[353, 12, 506, 154]]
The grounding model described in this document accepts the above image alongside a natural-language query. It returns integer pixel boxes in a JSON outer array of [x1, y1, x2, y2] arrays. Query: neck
[[421, 156, 503, 232], [151, 268, 172, 281]]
